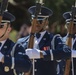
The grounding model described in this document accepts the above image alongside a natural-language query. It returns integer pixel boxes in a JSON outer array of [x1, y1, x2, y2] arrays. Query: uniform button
[[35, 69, 37, 71], [4, 66, 9, 72], [34, 60, 37, 62]]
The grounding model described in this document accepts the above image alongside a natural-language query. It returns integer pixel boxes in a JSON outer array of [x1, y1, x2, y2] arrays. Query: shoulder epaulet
[[17, 36, 29, 44]]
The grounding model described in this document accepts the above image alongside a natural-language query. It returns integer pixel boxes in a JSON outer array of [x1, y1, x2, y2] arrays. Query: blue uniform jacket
[[0, 39, 32, 75], [72, 40, 76, 75], [18, 31, 71, 75], [63, 35, 76, 75]]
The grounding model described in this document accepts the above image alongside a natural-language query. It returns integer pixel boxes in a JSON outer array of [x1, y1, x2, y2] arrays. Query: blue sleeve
[[4, 44, 32, 72], [43, 35, 71, 60], [53, 35, 71, 60]]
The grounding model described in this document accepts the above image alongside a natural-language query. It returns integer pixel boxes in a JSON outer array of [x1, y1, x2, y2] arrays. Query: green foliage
[[44, 0, 75, 23], [8, 0, 75, 30]]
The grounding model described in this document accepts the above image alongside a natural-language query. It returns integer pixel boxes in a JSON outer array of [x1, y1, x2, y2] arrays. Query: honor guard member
[[0, 11, 32, 75], [18, 6, 71, 75], [63, 12, 76, 75]]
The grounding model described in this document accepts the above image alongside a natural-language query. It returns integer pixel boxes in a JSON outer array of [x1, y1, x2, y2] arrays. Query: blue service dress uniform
[[0, 39, 31, 75], [63, 34, 76, 75], [18, 31, 71, 75]]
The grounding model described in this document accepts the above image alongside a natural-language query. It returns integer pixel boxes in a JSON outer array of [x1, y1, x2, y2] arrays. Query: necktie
[[0, 43, 2, 47], [36, 33, 41, 39]]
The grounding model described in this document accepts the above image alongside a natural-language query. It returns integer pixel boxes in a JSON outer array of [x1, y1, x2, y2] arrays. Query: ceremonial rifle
[[25, 0, 43, 75], [0, 0, 8, 25], [28, 0, 43, 48], [64, 2, 76, 75]]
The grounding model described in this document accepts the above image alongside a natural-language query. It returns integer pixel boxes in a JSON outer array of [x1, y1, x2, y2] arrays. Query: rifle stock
[[28, 19, 37, 48], [64, 21, 73, 75], [25, 18, 37, 75], [0, 16, 2, 24], [25, 0, 43, 75]]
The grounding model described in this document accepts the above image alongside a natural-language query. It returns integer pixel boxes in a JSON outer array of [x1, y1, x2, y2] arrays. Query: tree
[[8, 0, 75, 31]]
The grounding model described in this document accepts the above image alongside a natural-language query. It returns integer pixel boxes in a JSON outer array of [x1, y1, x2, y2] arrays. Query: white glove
[[72, 50, 76, 58], [0, 52, 4, 62], [26, 48, 40, 59]]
